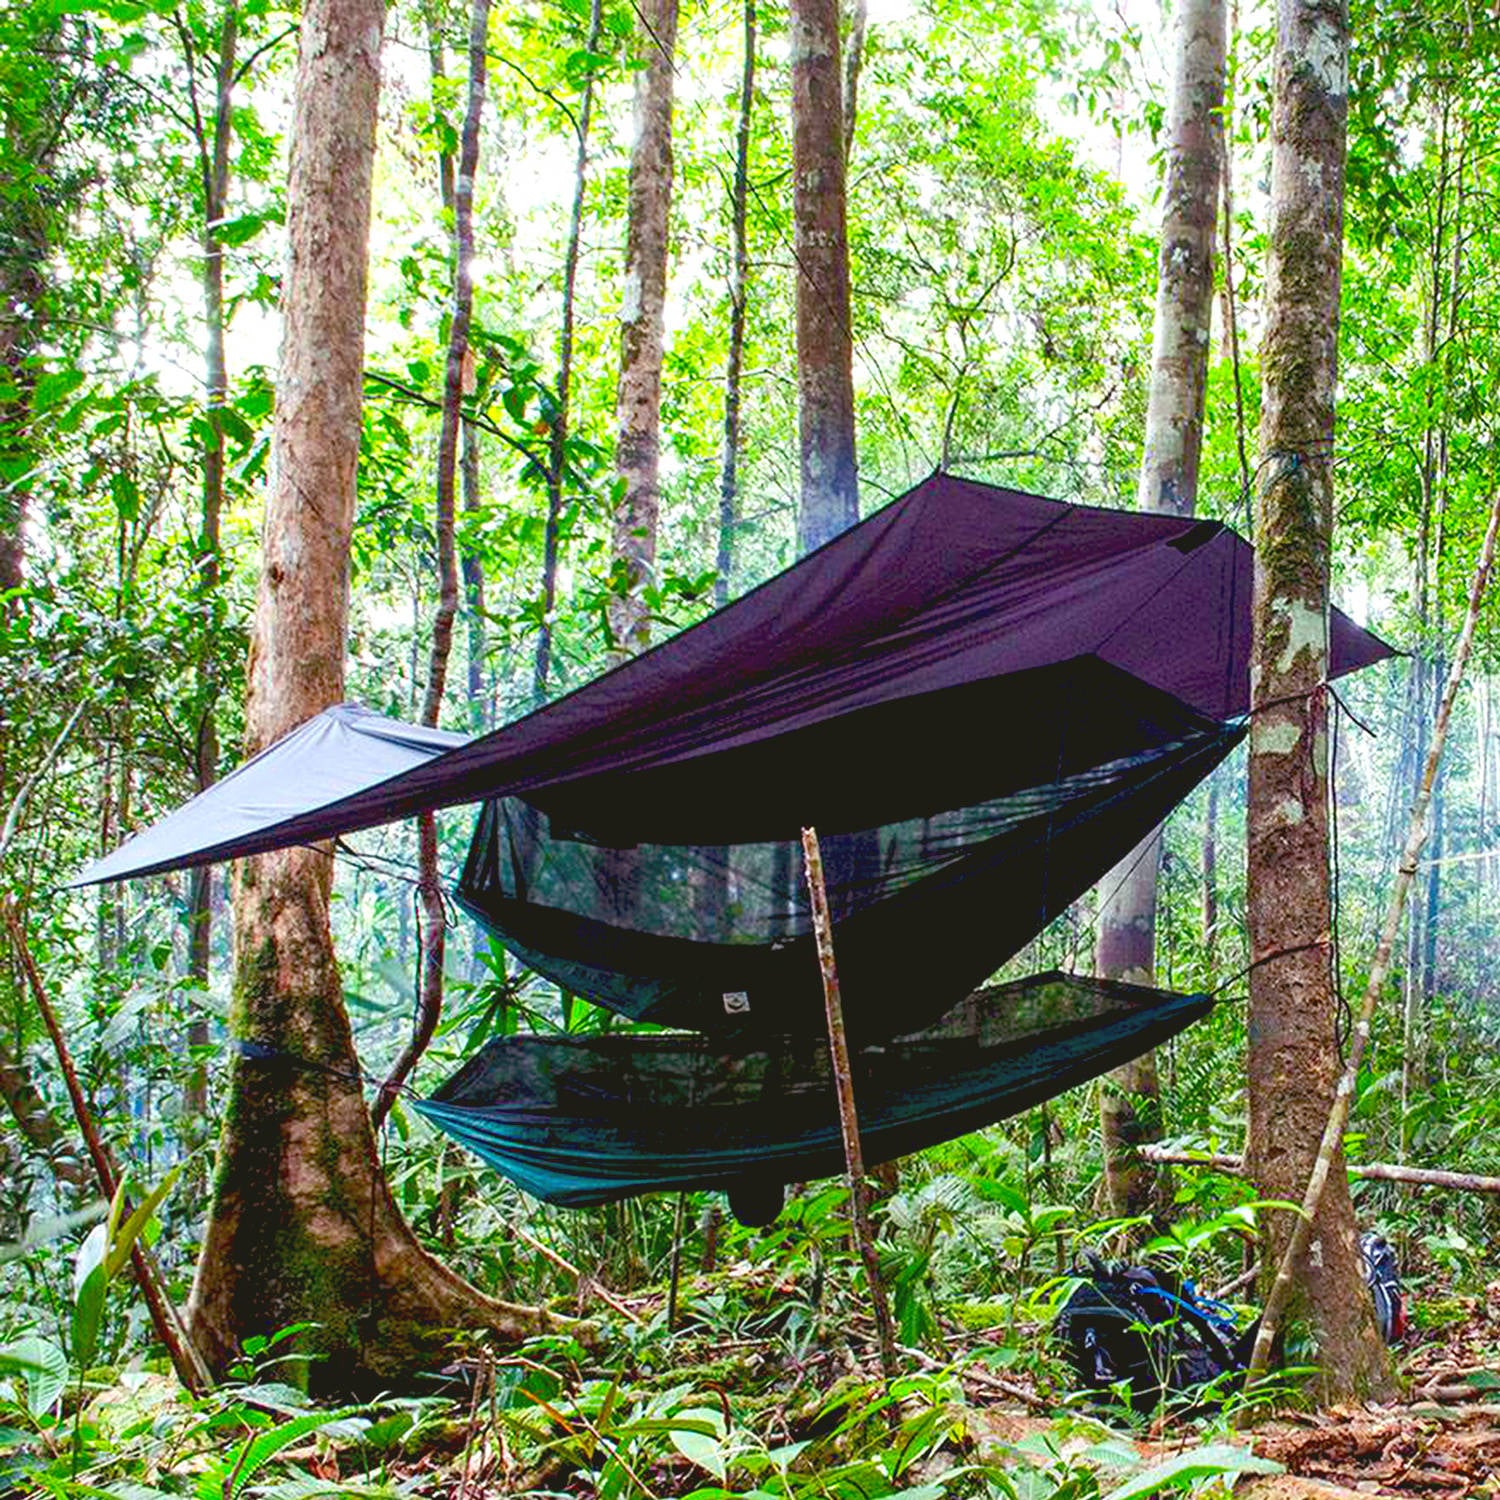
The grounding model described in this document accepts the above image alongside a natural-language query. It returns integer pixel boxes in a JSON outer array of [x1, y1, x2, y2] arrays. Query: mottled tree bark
[[1097, 0, 1225, 1225], [608, 0, 678, 654], [0, 1036, 88, 1187], [790, 0, 858, 556], [1245, 0, 1391, 1401], [188, 0, 551, 1389], [715, 0, 756, 608]]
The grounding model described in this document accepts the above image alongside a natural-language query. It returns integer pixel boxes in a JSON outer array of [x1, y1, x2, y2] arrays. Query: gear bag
[[1056, 1252, 1256, 1404]]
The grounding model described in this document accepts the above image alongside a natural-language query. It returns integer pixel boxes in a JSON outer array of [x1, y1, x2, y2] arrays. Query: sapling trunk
[[373, 0, 491, 1128], [8, 905, 213, 1393]]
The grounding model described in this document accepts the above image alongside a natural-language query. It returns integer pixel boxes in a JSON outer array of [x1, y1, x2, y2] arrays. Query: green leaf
[[104, 1164, 182, 1281], [32, 368, 85, 411], [213, 1405, 368, 1500], [0, 1336, 68, 1415], [1101, 1444, 1281, 1499], [71, 1222, 108, 1370]]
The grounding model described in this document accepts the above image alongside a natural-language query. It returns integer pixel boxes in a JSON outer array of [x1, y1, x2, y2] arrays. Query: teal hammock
[[415, 972, 1209, 1211]]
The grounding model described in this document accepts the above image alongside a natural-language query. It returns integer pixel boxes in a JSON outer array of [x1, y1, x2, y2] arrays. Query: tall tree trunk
[[790, 0, 858, 556], [715, 0, 756, 609], [608, 0, 678, 654], [462, 423, 487, 729], [533, 0, 604, 703], [187, 0, 549, 1388], [1097, 0, 1225, 1225], [1245, 0, 1391, 1400]]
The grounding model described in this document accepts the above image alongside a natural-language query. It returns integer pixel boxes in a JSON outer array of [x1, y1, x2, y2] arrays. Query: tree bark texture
[[716, 0, 756, 608], [1245, 0, 1390, 1401], [790, 0, 858, 556], [187, 0, 550, 1388], [1096, 0, 1225, 1225], [608, 0, 678, 654], [1244, 486, 1500, 1397], [419, 0, 488, 726]]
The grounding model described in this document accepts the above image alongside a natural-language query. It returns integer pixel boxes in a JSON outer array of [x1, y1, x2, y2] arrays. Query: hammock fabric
[[456, 712, 1242, 1040], [69, 475, 1393, 1209], [414, 971, 1211, 1209]]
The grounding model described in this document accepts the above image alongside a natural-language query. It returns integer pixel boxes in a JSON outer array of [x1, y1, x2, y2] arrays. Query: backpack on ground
[[1055, 1252, 1256, 1406]]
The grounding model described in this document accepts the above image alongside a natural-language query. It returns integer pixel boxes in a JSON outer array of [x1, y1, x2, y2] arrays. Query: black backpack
[[1056, 1252, 1257, 1406]]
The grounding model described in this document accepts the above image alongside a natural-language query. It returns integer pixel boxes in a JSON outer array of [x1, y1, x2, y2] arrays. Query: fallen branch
[[897, 1342, 1052, 1413], [1139, 1146, 1500, 1196], [1241, 482, 1500, 1398], [507, 1220, 643, 1326]]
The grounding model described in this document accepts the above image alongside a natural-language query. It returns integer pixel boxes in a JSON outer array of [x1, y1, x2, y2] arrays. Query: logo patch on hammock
[[722, 991, 750, 1014]]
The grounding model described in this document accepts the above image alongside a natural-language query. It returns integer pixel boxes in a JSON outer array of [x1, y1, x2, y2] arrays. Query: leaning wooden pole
[[6, 904, 213, 1394], [800, 826, 899, 1382], [1242, 482, 1500, 1397]]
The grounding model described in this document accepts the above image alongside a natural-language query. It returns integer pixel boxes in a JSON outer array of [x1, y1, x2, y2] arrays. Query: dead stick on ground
[[801, 826, 900, 1385], [1240, 483, 1500, 1402], [509, 1219, 643, 1325], [1141, 1146, 1500, 1195], [897, 1343, 1051, 1413], [6, 904, 214, 1394]]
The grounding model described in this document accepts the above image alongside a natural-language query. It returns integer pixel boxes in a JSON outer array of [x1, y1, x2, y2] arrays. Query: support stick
[[800, 826, 899, 1383], [6, 905, 213, 1394], [1241, 482, 1500, 1399], [667, 1191, 686, 1331]]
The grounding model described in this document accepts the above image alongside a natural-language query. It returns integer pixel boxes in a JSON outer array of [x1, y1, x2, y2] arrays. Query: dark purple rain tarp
[[74, 472, 1393, 885]]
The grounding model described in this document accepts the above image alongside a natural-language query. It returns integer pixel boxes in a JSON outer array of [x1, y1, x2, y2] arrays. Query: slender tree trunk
[[181, 3, 239, 1135], [187, 0, 551, 1388], [462, 422, 487, 729], [1245, 0, 1391, 1401], [374, 0, 491, 1130], [790, 0, 858, 555], [608, 0, 678, 654], [715, 0, 756, 609], [1097, 0, 1225, 1225], [426, 16, 488, 733], [534, 0, 604, 703], [840, 0, 866, 167]]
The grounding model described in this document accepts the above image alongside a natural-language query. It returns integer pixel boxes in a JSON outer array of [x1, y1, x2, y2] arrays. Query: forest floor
[[339, 1271, 1500, 1499], [54, 1267, 1500, 1499]]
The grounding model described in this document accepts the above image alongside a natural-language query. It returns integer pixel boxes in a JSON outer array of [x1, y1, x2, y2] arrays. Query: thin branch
[[0, 702, 86, 865]]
